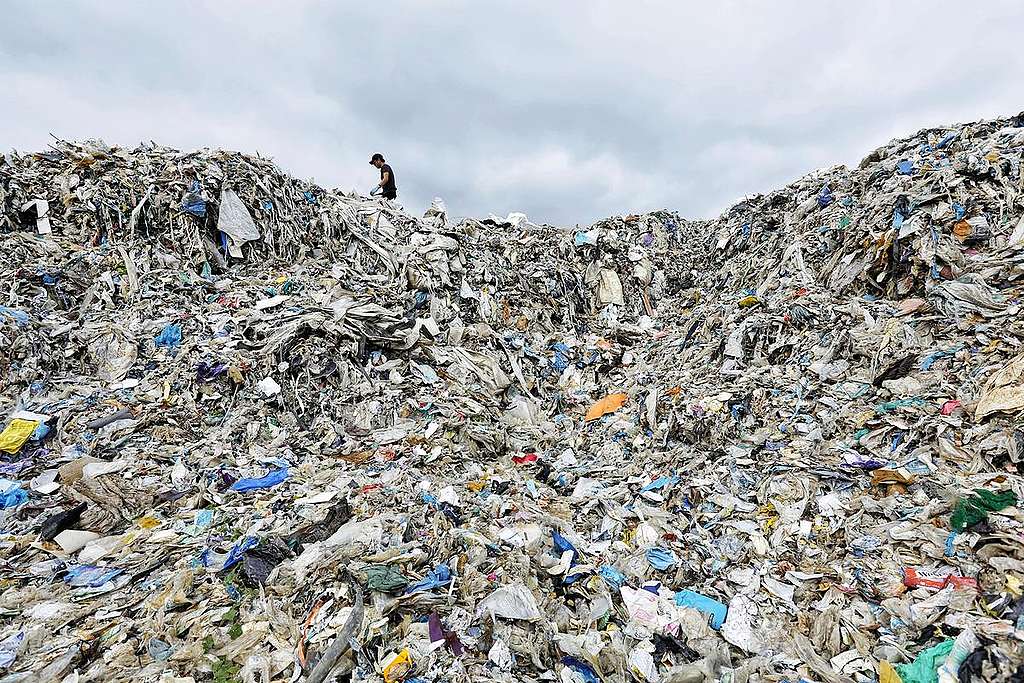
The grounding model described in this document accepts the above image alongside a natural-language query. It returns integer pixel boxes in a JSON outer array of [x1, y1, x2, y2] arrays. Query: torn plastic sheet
[[180, 180, 206, 217], [202, 536, 258, 572], [404, 563, 451, 594], [646, 547, 678, 570], [216, 188, 261, 243], [153, 323, 182, 350], [641, 474, 679, 492], [0, 306, 31, 327], [0, 478, 28, 508], [950, 489, 1017, 530], [0, 631, 25, 668], [561, 656, 601, 683], [974, 352, 1024, 419], [229, 467, 288, 492], [674, 590, 728, 630], [896, 639, 954, 683], [64, 565, 123, 588], [477, 583, 542, 621], [721, 594, 767, 653]]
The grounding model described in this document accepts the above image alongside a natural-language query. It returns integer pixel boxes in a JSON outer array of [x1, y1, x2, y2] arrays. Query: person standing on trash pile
[[369, 153, 397, 200]]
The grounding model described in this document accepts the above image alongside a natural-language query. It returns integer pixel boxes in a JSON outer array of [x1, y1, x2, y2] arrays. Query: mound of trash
[[0, 114, 1022, 683]]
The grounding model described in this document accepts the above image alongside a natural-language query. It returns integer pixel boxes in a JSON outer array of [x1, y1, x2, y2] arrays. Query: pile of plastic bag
[[0, 114, 1022, 682]]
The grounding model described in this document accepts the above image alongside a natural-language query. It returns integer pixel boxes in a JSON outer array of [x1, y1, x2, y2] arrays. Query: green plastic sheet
[[895, 640, 954, 683], [363, 564, 409, 593], [950, 489, 1018, 531]]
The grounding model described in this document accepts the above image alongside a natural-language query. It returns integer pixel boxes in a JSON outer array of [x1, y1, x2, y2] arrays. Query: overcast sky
[[2, 2, 1022, 225]]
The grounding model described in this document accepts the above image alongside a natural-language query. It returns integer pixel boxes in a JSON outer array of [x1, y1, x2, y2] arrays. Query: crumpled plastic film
[[0, 115, 1023, 682]]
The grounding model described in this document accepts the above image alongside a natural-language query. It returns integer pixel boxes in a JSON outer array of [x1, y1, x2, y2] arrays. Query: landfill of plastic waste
[[1, 114, 1023, 683]]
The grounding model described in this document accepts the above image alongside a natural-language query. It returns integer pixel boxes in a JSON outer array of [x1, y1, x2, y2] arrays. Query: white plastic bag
[[477, 583, 542, 621], [217, 189, 260, 242]]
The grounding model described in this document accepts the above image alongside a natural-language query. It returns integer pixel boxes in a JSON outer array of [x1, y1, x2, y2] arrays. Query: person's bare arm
[[378, 170, 391, 188]]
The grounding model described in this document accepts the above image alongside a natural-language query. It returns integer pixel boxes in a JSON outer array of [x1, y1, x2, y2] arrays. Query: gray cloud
[[2, 1, 1022, 225]]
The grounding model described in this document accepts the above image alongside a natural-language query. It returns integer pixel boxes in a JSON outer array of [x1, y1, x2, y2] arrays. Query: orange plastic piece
[[585, 393, 628, 421]]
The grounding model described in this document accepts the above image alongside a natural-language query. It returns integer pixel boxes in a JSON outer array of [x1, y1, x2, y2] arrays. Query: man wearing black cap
[[369, 153, 397, 200]]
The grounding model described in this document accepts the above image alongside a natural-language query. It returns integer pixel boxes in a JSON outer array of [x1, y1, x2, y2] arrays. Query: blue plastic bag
[[154, 324, 182, 350], [31, 422, 50, 442], [552, 530, 579, 564], [641, 475, 678, 492], [65, 565, 122, 588], [817, 185, 834, 209], [675, 589, 728, 629], [0, 631, 25, 668], [598, 565, 626, 589], [0, 307, 31, 328], [201, 536, 258, 572], [0, 479, 28, 509], [646, 547, 677, 570], [897, 160, 914, 175], [561, 657, 600, 683], [181, 181, 206, 217], [229, 468, 288, 492], [550, 342, 571, 372], [405, 564, 452, 594]]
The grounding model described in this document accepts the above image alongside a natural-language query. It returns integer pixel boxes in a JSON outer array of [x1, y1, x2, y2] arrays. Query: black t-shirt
[[380, 163, 397, 198]]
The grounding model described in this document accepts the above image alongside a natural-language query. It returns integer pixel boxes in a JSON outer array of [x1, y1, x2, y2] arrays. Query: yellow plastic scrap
[[382, 649, 413, 683], [138, 516, 162, 530], [585, 393, 628, 421], [854, 410, 875, 428], [738, 295, 760, 308], [0, 419, 40, 454], [878, 660, 903, 683]]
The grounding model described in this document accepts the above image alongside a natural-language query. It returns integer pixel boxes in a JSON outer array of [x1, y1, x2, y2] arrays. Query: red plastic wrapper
[[903, 567, 977, 590], [940, 400, 962, 415]]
